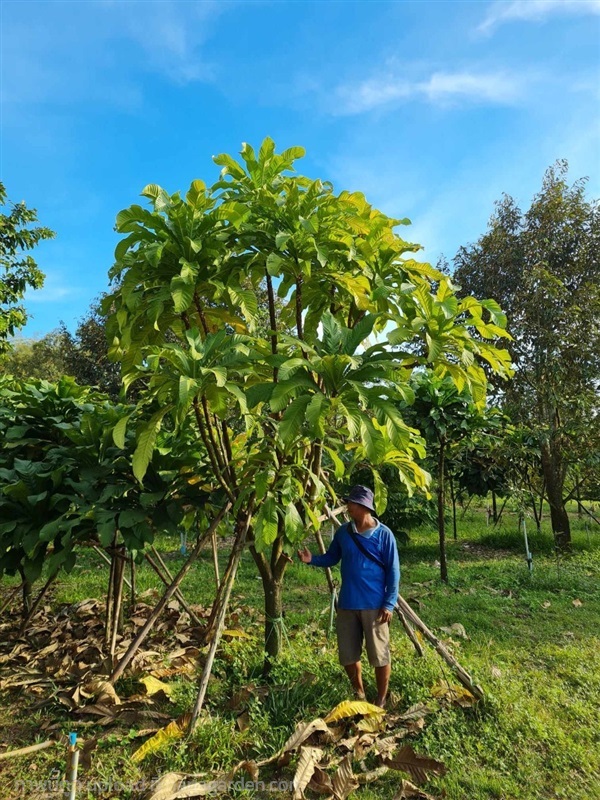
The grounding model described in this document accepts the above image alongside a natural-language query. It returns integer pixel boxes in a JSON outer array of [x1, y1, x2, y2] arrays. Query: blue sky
[[3, 0, 599, 338]]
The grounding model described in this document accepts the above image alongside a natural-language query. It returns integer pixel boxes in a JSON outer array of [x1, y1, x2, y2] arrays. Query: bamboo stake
[[145, 549, 204, 627], [211, 527, 221, 592], [93, 546, 132, 590], [110, 503, 230, 683], [104, 546, 117, 648], [109, 552, 126, 662], [18, 574, 56, 636], [130, 552, 136, 611], [394, 605, 424, 657], [396, 595, 484, 700], [189, 509, 252, 733], [0, 740, 56, 760], [0, 582, 24, 617]]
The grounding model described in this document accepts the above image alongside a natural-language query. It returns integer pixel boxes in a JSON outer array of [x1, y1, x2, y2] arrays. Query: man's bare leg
[[344, 662, 365, 699], [375, 664, 391, 707]]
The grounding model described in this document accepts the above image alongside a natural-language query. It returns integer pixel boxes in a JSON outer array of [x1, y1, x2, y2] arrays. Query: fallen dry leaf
[[572, 599, 583, 607], [439, 623, 468, 639], [431, 682, 477, 707], [307, 765, 334, 795], [332, 754, 359, 800], [393, 778, 440, 799], [292, 745, 324, 799], [383, 744, 447, 784]]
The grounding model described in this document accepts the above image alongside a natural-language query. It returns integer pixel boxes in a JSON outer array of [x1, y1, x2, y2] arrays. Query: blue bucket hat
[[342, 485, 376, 513]]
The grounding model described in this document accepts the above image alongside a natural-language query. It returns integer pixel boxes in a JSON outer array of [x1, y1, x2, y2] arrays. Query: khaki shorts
[[336, 608, 391, 668]]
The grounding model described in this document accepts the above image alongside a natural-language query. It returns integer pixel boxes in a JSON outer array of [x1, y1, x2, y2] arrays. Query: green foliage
[[0, 183, 55, 352], [105, 137, 511, 528], [0, 376, 199, 588], [454, 161, 600, 545], [104, 137, 513, 661]]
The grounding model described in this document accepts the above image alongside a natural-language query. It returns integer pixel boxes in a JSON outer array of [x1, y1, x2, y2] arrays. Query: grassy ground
[[0, 505, 599, 799]]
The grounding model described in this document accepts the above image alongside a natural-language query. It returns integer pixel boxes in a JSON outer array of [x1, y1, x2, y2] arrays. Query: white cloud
[[478, 0, 600, 35], [333, 70, 524, 115]]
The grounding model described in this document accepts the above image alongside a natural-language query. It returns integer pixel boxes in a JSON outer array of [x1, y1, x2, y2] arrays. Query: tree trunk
[[437, 440, 448, 583], [17, 567, 31, 620], [491, 490, 498, 524], [449, 473, 457, 541], [262, 576, 284, 672], [540, 441, 571, 550], [531, 493, 541, 532]]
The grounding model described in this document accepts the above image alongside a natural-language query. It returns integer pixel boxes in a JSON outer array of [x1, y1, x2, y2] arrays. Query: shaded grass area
[[0, 508, 599, 799]]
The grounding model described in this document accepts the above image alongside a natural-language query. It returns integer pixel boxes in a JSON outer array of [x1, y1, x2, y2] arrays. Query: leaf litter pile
[[148, 699, 447, 800], [0, 592, 477, 799], [0, 590, 208, 739]]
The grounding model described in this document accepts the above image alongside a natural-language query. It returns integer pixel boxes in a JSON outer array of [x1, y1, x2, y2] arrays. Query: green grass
[[1, 505, 599, 799]]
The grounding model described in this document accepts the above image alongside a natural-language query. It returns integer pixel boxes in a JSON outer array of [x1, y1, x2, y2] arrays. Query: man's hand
[[297, 547, 312, 564], [377, 608, 393, 624]]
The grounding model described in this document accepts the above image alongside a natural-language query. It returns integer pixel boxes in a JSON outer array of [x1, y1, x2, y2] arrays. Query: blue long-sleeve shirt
[[310, 521, 400, 611]]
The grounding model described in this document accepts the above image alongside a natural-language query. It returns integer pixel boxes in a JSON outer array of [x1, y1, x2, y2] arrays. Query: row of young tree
[[1, 146, 598, 669]]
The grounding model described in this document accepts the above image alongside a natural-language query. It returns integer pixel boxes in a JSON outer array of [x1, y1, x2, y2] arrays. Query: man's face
[[346, 500, 368, 521]]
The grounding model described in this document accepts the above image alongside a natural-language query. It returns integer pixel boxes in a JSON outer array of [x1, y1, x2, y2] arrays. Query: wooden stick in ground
[[0, 740, 57, 760], [109, 551, 126, 662], [110, 503, 231, 683], [130, 552, 136, 611], [18, 574, 57, 636], [394, 605, 424, 656], [0, 582, 24, 617], [189, 508, 252, 733], [93, 546, 132, 590], [396, 595, 484, 700], [145, 549, 204, 627], [104, 546, 117, 648], [211, 527, 221, 591]]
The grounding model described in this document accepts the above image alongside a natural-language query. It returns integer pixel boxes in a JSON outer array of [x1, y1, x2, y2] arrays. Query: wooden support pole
[[109, 551, 126, 662], [396, 595, 484, 700], [0, 740, 56, 760], [0, 582, 24, 617], [394, 605, 424, 657], [109, 504, 230, 683], [211, 527, 221, 592], [18, 574, 56, 637], [93, 546, 132, 590], [145, 549, 204, 627], [189, 509, 252, 733]]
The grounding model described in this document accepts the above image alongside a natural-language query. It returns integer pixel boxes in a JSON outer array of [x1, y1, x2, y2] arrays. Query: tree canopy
[[454, 160, 600, 547], [104, 138, 512, 664], [0, 183, 54, 352]]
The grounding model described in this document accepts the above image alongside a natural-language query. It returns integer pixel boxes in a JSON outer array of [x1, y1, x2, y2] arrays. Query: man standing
[[298, 485, 400, 707]]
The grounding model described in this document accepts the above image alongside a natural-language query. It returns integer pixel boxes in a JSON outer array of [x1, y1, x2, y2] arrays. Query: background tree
[[0, 183, 54, 352], [60, 298, 123, 399], [401, 374, 492, 581], [0, 329, 69, 382], [454, 161, 600, 549], [105, 139, 511, 667]]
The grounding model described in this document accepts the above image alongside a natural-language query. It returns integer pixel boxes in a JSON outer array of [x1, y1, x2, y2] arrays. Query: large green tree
[[105, 139, 511, 665], [454, 161, 600, 549], [0, 183, 54, 352]]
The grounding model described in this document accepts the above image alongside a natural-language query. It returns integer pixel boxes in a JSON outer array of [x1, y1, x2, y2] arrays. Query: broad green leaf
[[279, 395, 311, 444], [284, 502, 304, 543], [254, 496, 278, 551], [371, 468, 388, 514], [170, 276, 194, 313], [112, 414, 131, 449], [360, 417, 385, 463], [133, 407, 170, 483]]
